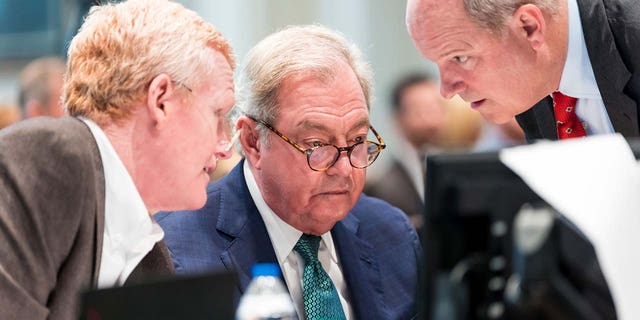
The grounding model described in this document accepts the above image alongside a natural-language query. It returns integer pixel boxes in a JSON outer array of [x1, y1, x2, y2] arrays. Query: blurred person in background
[[365, 74, 444, 231], [0, 104, 21, 129], [473, 117, 526, 152], [18, 56, 66, 118], [0, 1, 235, 319], [436, 93, 482, 149], [157, 25, 421, 320], [365, 74, 481, 232], [209, 150, 243, 181]]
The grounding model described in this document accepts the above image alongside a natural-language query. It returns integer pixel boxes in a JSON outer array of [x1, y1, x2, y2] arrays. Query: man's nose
[[326, 151, 353, 177], [215, 130, 238, 160], [439, 71, 466, 99]]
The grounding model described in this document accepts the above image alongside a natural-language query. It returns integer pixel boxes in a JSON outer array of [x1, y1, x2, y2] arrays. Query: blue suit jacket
[[156, 161, 422, 320]]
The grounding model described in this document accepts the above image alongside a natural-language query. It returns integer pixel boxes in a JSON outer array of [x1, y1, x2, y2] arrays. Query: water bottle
[[236, 263, 298, 320]]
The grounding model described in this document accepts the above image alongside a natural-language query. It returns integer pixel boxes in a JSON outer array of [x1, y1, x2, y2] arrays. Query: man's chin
[[164, 194, 208, 212], [317, 207, 351, 223], [484, 112, 517, 125], [475, 104, 515, 125]]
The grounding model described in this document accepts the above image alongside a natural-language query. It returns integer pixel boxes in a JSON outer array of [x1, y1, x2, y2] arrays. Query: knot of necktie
[[294, 234, 322, 264], [551, 91, 586, 139]]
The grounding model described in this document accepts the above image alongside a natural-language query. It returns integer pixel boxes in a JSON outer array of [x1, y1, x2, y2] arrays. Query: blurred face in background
[[46, 76, 65, 117], [22, 72, 65, 118], [396, 81, 446, 148]]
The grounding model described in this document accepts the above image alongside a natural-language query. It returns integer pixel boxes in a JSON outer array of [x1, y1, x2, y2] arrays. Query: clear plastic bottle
[[236, 263, 298, 320]]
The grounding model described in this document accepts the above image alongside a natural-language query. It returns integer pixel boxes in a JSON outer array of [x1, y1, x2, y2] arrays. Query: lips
[[319, 190, 349, 196], [203, 166, 215, 175], [470, 99, 486, 109]]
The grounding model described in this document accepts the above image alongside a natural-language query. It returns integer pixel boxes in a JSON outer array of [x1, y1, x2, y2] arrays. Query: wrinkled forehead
[[409, 0, 458, 21], [409, 1, 486, 51]]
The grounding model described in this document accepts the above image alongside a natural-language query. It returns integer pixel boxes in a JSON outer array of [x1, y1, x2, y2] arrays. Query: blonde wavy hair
[[64, 0, 234, 125]]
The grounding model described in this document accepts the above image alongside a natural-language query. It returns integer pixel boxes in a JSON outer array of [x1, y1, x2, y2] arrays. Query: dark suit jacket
[[156, 161, 422, 320], [516, 0, 640, 142], [0, 117, 173, 320], [365, 159, 424, 232]]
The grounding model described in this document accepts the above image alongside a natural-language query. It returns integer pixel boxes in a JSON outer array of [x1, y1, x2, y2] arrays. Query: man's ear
[[237, 116, 263, 169], [146, 74, 173, 126], [510, 4, 547, 50]]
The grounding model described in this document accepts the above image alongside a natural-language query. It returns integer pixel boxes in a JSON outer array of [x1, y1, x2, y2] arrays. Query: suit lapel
[[213, 161, 388, 317], [77, 117, 106, 288], [519, 0, 638, 142], [579, 0, 638, 136], [533, 97, 558, 140], [125, 241, 176, 285], [332, 214, 386, 319], [215, 161, 279, 291], [516, 97, 558, 141]]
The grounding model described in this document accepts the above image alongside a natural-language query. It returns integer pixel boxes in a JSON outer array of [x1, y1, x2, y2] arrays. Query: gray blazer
[[0, 117, 174, 320], [516, 0, 640, 141]]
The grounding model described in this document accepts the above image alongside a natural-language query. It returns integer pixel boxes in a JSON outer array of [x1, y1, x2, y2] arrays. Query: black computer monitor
[[420, 144, 630, 320], [80, 271, 238, 320]]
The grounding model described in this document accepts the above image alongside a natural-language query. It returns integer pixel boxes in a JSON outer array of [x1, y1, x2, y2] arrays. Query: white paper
[[500, 134, 640, 320]]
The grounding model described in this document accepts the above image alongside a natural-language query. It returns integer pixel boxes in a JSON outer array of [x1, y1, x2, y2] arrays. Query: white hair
[[236, 24, 373, 143], [463, 0, 559, 31]]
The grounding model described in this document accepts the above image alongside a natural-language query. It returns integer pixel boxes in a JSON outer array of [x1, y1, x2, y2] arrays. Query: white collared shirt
[[243, 161, 353, 320], [80, 117, 164, 288], [394, 137, 428, 203], [557, 0, 614, 135]]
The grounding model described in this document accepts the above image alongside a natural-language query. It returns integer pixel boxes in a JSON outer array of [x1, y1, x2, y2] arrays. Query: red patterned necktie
[[552, 91, 586, 139]]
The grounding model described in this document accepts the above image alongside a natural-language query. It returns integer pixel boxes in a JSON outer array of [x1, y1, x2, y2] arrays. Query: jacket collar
[[215, 161, 279, 289], [519, 0, 637, 141], [578, 0, 637, 136], [215, 160, 386, 318], [75, 117, 105, 288]]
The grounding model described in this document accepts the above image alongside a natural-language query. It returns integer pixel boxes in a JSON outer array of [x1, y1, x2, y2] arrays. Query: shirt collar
[[80, 117, 163, 286], [557, 0, 601, 99], [393, 136, 428, 203], [243, 160, 338, 264]]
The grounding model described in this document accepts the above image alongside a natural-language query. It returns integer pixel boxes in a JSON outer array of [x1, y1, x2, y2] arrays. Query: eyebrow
[[439, 40, 474, 60], [298, 118, 370, 134], [439, 48, 465, 60]]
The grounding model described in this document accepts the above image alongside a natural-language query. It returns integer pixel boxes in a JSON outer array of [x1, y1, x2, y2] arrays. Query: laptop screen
[[80, 271, 238, 320]]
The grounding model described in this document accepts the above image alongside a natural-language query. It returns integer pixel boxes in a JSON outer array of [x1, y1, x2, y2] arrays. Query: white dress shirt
[[243, 161, 353, 320], [394, 137, 430, 203], [557, 0, 614, 136], [80, 117, 164, 288]]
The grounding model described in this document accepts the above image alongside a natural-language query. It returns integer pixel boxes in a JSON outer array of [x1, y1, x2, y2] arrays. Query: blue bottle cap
[[252, 263, 282, 278]]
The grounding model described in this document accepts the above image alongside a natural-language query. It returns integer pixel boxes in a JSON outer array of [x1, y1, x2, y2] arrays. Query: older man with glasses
[[156, 25, 421, 320]]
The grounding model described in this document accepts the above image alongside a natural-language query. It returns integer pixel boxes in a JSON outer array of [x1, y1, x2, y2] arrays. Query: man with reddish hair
[[0, 1, 236, 319]]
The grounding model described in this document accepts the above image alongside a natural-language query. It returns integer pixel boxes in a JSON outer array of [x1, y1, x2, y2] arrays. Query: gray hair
[[236, 24, 373, 143], [18, 56, 66, 117], [463, 0, 559, 32]]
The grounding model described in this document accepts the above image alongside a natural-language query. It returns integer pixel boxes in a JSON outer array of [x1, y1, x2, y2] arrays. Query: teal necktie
[[294, 234, 347, 320]]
